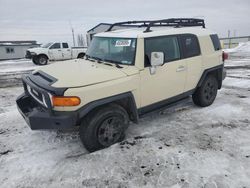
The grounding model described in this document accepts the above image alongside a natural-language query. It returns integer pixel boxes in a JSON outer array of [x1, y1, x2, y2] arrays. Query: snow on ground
[[224, 41, 250, 58], [0, 47, 250, 187], [0, 59, 35, 88], [1, 72, 250, 188], [0, 59, 59, 88], [0, 59, 36, 73]]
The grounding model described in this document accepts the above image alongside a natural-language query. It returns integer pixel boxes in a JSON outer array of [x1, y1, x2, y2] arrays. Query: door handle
[[58, 50, 61, 51], [67, 49, 70, 51], [176, 65, 186, 72]]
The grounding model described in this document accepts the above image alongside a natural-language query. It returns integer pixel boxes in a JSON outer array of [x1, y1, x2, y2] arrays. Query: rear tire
[[37, 55, 48, 65], [79, 104, 129, 152], [77, 53, 85, 59], [192, 75, 218, 107]]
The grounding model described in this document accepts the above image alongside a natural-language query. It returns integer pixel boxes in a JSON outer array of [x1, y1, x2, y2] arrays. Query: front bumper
[[25, 51, 36, 59], [16, 93, 77, 130], [25, 54, 32, 59]]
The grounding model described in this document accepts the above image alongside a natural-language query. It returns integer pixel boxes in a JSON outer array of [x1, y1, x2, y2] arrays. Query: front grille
[[25, 51, 32, 58]]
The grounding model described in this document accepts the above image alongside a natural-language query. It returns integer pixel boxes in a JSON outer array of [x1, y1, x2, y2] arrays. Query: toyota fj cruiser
[[16, 18, 227, 152]]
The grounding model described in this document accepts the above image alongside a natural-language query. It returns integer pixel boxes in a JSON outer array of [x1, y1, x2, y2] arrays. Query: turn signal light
[[52, 96, 81, 106]]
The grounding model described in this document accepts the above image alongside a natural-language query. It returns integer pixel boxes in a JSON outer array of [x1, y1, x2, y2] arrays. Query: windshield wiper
[[85, 55, 98, 62], [86, 56, 123, 68], [103, 59, 124, 68], [103, 59, 120, 64], [115, 64, 123, 69], [96, 59, 113, 66], [87, 55, 105, 63], [95, 58, 105, 64], [88, 56, 114, 66]]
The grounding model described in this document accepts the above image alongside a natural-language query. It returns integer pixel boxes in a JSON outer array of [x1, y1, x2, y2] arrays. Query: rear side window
[[210, 34, 221, 51], [180, 34, 200, 58], [62, 43, 69, 48], [145, 36, 180, 67]]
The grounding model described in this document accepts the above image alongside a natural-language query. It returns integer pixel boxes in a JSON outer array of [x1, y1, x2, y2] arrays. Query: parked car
[[17, 18, 227, 152], [25, 42, 87, 65]]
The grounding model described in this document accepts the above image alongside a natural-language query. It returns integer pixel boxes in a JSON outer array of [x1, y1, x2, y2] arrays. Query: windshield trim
[[86, 36, 137, 66]]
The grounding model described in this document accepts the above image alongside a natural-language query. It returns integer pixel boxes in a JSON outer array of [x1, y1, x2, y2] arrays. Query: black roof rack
[[106, 18, 205, 33]]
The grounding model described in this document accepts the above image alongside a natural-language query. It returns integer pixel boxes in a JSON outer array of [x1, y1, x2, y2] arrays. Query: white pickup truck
[[26, 42, 87, 65]]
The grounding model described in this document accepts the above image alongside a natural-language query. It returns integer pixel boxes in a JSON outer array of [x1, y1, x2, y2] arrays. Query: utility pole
[[72, 28, 76, 47], [69, 21, 76, 47], [228, 30, 231, 48]]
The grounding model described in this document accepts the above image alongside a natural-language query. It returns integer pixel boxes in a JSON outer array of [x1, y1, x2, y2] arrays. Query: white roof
[[95, 27, 217, 38]]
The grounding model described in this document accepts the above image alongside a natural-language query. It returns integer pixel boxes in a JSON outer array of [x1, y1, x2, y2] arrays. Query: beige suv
[[16, 18, 227, 152]]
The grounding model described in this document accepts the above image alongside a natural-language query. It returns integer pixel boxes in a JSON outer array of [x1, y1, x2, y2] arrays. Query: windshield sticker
[[115, 40, 131, 47]]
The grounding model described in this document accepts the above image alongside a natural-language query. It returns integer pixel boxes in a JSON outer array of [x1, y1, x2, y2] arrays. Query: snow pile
[[224, 41, 250, 57], [0, 59, 36, 73]]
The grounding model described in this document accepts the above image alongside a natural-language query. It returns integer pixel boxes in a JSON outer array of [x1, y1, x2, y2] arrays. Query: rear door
[[61, 43, 72, 60], [48, 43, 63, 60], [180, 34, 202, 92]]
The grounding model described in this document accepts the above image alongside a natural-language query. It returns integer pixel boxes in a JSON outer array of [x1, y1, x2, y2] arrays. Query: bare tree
[[77, 34, 86, 47]]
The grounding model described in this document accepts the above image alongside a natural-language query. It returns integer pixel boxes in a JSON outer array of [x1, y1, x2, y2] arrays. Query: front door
[[140, 35, 187, 109], [48, 43, 63, 60], [61, 43, 72, 60]]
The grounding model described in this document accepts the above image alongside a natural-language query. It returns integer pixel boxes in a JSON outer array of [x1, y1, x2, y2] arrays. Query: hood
[[34, 59, 133, 88], [28, 47, 48, 54]]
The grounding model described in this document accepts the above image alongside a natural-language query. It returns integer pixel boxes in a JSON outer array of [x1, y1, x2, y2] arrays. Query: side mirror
[[150, 52, 164, 75]]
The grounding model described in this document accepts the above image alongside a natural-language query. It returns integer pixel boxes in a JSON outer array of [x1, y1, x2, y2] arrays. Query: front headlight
[[30, 52, 36, 55]]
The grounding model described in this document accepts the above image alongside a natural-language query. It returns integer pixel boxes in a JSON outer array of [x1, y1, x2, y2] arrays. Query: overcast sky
[[0, 0, 249, 45]]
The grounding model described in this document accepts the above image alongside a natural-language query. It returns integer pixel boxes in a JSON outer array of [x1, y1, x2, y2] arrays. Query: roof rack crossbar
[[106, 18, 205, 32], [106, 21, 152, 32]]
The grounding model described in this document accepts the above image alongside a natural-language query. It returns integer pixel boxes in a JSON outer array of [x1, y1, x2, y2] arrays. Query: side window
[[145, 36, 180, 67], [210, 34, 221, 51], [6, 47, 15, 54], [62, 43, 69, 48], [98, 39, 109, 53], [50, 43, 61, 49], [180, 35, 200, 58]]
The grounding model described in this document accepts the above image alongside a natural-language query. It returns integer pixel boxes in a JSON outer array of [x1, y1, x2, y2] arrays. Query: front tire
[[192, 75, 218, 107], [37, 55, 48, 65], [79, 104, 129, 152], [32, 56, 39, 65]]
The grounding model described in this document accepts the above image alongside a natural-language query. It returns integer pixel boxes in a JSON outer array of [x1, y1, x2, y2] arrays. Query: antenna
[[69, 21, 76, 47]]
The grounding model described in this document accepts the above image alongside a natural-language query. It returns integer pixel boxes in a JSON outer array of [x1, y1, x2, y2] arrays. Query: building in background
[[0, 41, 40, 60], [220, 36, 250, 49]]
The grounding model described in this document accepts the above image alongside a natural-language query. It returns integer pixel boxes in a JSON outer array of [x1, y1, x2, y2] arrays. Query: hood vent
[[27, 71, 67, 96]]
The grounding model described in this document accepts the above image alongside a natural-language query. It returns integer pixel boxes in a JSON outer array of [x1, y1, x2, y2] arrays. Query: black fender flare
[[76, 92, 139, 124], [197, 64, 224, 89]]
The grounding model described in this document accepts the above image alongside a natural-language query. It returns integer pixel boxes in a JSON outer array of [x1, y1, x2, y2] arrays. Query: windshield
[[86, 37, 136, 65], [41, 43, 52, 48]]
